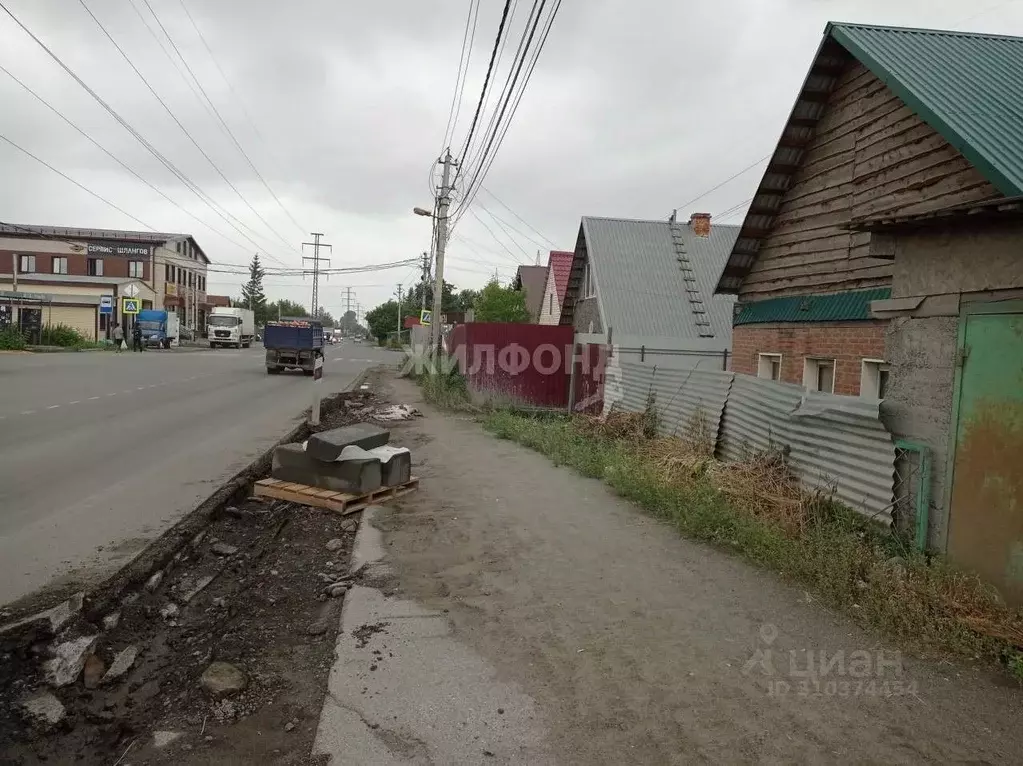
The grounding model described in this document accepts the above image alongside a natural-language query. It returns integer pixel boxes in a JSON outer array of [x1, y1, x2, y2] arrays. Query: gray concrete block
[[307, 424, 390, 462], [367, 446, 412, 487], [272, 444, 382, 494]]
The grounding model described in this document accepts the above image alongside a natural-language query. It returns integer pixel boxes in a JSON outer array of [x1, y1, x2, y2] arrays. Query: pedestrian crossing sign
[[420, 309, 432, 326], [121, 297, 141, 314]]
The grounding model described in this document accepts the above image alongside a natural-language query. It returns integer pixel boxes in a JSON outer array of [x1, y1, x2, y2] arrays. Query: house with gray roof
[[559, 212, 739, 366]]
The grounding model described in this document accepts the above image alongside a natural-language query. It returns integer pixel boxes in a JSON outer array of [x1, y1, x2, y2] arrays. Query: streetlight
[[413, 207, 433, 217]]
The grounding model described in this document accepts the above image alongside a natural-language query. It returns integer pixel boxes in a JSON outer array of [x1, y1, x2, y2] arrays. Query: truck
[[207, 307, 255, 349], [263, 318, 324, 375], [136, 309, 179, 349]]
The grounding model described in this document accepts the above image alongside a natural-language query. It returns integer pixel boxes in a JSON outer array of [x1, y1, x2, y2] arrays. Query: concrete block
[[307, 424, 390, 462], [272, 444, 382, 494], [367, 446, 412, 487]]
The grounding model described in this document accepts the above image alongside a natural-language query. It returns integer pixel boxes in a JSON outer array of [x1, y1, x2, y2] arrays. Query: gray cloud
[[1, 0, 1019, 315]]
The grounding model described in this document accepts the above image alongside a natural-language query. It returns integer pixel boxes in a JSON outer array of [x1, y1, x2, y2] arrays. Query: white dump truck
[[207, 306, 255, 349]]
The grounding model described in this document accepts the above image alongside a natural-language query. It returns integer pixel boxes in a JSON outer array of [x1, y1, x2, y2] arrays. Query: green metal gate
[[946, 300, 1023, 605]]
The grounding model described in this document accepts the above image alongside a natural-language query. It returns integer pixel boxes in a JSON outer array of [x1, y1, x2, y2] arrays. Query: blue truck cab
[[136, 309, 179, 349], [263, 318, 324, 375]]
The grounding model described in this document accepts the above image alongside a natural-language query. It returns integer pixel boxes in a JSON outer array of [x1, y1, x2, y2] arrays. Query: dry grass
[[573, 409, 651, 442]]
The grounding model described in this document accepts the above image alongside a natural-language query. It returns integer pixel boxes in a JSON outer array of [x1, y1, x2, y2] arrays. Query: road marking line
[[137, 386, 146, 390], [21, 411, 34, 416], [47, 405, 60, 410], [88, 396, 101, 400], [69, 401, 81, 405], [106, 393, 117, 397]]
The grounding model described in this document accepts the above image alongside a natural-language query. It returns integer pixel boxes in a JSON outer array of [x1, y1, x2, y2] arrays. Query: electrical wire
[[142, 0, 306, 236], [477, 201, 547, 253], [479, 186, 555, 247], [0, 132, 156, 232], [456, 0, 514, 166], [715, 197, 754, 222], [467, 209, 528, 265], [0, 1, 293, 267], [441, 0, 480, 151], [0, 63, 273, 264], [674, 154, 771, 214], [453, 0, 561, 228], [459, 0, 540, 188], [73, 0, 301, 256]]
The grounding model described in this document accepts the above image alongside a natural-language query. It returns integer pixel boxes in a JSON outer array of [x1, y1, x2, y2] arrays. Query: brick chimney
[[689, 212, 711, 237]]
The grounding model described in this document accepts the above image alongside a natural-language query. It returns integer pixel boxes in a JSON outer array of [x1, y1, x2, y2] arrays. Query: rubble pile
[[271, 422, 413, 495]]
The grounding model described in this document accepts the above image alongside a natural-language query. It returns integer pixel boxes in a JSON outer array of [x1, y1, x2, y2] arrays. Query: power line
[[715, 197, 754, 222], [477, 200, 550, 252], [460, 0, 540, 187], [456, 0, 514, 165], [0, 0, 292, 267], [476, 205, 532, 260], [467, 209, 528, 265], [479, 186, 555, 247], [454, 0, 562, 228], [0, 132, 156, 232], [142, 0, 306, 236], [0, 62, 267, 263], [441, 0, 481, 150], [674, 153, 771, 214], [73, 0, 301, 257]]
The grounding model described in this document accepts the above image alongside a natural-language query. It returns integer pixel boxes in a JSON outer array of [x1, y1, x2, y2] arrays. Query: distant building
[[537, 251, 574, 325], [0, 224, 210, 341], [513, 265, 549, 322]]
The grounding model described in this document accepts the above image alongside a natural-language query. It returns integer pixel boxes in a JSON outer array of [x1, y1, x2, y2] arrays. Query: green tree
[[365, 300, 401, 343], [406, 279, 459, 314], [240, 254, 267, 312], [473, 279, 530, 323], [271, 298, 309, 319], [340, 310, 364, 334], [456, 288, 480, 311], [318, 307, 335, 327]]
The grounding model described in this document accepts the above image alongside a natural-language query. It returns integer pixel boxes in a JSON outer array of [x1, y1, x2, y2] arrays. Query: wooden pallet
[[253, 476, 420, 516]]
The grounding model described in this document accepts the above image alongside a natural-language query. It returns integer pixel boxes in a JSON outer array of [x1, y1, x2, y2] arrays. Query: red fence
[[447, 323, 574, 408]]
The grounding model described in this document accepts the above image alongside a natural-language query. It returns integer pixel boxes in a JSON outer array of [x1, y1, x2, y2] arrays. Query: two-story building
[[0, 224, 210, 341]]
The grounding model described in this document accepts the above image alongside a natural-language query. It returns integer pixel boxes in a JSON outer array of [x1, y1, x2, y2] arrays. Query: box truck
[[207, 307, 255, 349]]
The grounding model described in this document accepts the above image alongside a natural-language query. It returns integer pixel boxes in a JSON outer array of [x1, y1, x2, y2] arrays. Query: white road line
[[106, 393, 117, 397], [137, 386, 146, 390], [69, 401, 81, 405], [88, 396, 101, 400], [21, 411, 35, 416], [46, 405, 60, 410]]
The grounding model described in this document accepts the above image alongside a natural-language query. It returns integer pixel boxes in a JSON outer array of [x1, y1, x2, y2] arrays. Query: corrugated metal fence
[[611, 360, 896, 523]]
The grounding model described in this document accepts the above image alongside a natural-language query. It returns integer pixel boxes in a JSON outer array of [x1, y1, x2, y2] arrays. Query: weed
[[0, 326, 26, 350]]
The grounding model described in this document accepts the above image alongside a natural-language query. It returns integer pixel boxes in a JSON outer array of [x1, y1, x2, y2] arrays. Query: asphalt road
[[0, 342, 395, 608]]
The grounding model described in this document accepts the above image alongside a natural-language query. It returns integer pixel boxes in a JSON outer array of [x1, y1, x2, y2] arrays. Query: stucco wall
[[572, 296, 602, 335], [881, 316, 958, 550], [892, 220, 1023, 298]]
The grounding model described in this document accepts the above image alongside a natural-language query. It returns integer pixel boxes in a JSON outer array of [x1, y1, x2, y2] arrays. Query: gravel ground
[[0, 496, 360, 765], [371, 373, 1023, 765]]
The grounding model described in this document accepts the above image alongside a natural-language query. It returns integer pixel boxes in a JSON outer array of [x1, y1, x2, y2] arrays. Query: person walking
[[111, 322, 124, 352], [131, 322, 144, 352]]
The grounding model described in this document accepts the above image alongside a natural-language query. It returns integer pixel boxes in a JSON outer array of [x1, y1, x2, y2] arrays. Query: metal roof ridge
[[825, 20, 1023, 42], [580, 215, 741, 229]]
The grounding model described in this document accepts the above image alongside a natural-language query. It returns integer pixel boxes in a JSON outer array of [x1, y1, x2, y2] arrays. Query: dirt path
[[374, 374, 1023, 765]]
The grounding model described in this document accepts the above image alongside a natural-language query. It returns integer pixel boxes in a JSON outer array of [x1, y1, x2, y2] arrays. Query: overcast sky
[[1, 0, 1019, 319]]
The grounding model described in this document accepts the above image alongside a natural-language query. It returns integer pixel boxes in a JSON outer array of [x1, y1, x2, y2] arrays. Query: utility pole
[[396, 284, 403, 339], [431, 149, 457, 356], [419, 251, 431, 316], [302, 232, 332, 318]]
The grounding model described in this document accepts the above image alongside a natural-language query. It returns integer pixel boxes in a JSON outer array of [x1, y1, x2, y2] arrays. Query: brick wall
[[731, 320, 888, 395]]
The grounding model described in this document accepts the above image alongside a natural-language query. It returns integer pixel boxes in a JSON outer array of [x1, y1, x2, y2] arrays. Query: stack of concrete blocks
[[270, 423, 412, 495]]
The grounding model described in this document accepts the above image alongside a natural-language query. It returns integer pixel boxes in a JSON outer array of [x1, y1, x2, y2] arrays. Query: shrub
[[0, 326, 26, 350], [40, 323, 89, 348]]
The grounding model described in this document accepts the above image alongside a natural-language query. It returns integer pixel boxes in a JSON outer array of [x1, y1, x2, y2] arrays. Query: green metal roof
[[735, 288, 891, 325], [828, 22, 1023, 197]]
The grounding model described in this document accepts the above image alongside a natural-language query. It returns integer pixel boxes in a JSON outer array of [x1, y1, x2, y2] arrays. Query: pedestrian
[[111, 322, 124, 352], [131, 322, 144, 352]]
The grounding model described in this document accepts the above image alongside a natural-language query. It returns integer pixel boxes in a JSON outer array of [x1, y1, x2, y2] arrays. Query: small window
[[803, 358, 836, 394], [88, 258, 104, 276], [757, 353, 781, 381], [549, 293, 554, 313], [18, 254, 36, 273], [175, 241, 182, 254], [52, 256, 68, 274], [860, 359, 890, 399], [582, 262, 595, 298], [129, 261, 144, 278]]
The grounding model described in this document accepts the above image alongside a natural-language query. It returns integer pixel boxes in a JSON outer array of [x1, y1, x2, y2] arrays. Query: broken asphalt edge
[[0, 366, 380, 643]]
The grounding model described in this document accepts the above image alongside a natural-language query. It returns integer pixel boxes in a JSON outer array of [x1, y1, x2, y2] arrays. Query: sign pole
[[310, 355, 324, 426]]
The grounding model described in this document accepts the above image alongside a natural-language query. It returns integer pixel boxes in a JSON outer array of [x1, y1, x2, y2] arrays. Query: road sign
[[121, 297, 141, 315], [123, 283, 140, 298], [99, 295, 113, 315], [420, 309, 432, 326]]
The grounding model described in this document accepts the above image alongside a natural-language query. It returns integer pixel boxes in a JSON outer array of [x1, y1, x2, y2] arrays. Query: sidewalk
[[315, 373, 1023, 765]]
